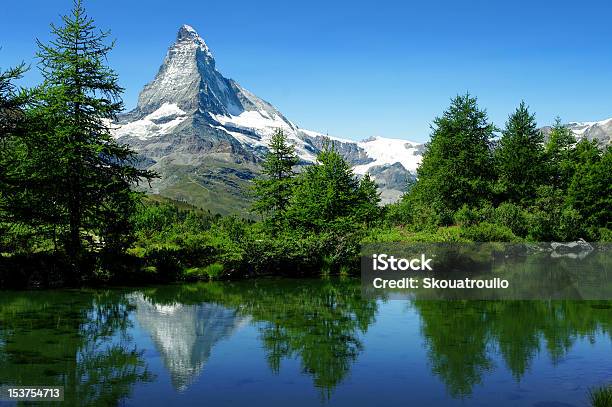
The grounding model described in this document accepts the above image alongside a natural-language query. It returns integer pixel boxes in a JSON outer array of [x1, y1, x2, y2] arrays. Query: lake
[[0, 278, 610, 406]]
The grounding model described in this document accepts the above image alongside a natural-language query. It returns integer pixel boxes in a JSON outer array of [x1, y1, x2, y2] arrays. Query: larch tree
[[252, 129, 299, 230], [32, 0, 155, 277], [494, 101, 546, 204], [406, 94, 496, 224]]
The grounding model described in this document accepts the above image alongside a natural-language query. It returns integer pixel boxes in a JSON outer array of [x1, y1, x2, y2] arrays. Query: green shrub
[[598, 228, 612, 242], [588, 385, 612, 407], [460, 222, 520, 242], [409, 227, 468, 242], [183, 263, 224, 281], [362, 226, 469, 243], [453, 205, 479, 226], [556, 207, 583, 241], [362, 227, 409, 243], [384, 200, 414, 226], [475, 203, 495, 222], [493, 202, 528, 237]]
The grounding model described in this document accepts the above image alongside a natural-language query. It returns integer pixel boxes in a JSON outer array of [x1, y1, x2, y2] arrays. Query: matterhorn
[[113, 25, 424, 214]]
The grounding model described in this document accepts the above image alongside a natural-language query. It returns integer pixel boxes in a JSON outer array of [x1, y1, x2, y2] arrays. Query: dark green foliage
[[566, 142, 612, 236], [453, 205, 481, 227], [0, 64, 47, 254], [459, 222, 519, 242], [599, 228, 612, 243], [249, 138, 380, 274], [355, 173, 382, 226], [289, 140, 368, 231], [387, 99, 611, 243], [545, 117, 576, 190], [526, 186, 566, 241], [525, 186, 580, 241], [252, 129, 299, 228], [494, 102, 546, 204], [0, 63, 30, 138], [27, 0, 154, 277], [407, 94, 496, 224], [492, 202, 528, 237], [250, 132, 377, 274]]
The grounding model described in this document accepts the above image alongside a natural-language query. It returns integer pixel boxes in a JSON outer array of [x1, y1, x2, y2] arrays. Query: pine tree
[[494, 101, 546, 204], [0, 63, 28, 201], [288, 139, 362, 231], [0, 63, 29, 139], [407, 94, 496, 224], [544, 117, 575, 189], [565, 142, 612, 236], [355, 173, 381, 226], [0, 64, 43, 251], [252, 129, 299, 228], [31, 0, 155, 276]]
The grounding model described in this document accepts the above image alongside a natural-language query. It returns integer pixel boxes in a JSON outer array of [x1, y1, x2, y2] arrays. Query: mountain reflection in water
[[131, 293, 248, 391], [0, 279, 610, 406]]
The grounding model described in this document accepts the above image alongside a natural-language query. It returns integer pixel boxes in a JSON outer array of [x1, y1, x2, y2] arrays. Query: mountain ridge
[[114, 25, 422, 212], [114, 25, 611, 214]]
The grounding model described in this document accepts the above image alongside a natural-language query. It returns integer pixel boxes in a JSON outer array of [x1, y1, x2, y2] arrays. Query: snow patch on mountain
[[209, 110, 292, 137], [112, 24, 427, 206], [208, 110, 318, 161], [539, 117, 612, 147], [567, 117, 612, 135], [353, 137, 423, 175], [114, 103, 188, 140]]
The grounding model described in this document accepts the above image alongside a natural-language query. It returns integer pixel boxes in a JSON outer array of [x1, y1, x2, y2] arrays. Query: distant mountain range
[[541, 118, 612, 146], [113, 25, 611, 214]]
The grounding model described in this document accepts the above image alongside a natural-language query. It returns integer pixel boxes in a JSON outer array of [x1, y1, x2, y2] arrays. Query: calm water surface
[[0, 278, 610, 406]]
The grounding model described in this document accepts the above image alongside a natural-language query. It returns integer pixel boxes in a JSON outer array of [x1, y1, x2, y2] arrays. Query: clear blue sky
[[1, 0, 611, 142]]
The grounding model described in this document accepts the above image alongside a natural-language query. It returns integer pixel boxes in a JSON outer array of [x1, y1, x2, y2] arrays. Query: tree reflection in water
[[142, 278, 378, 398], [0, 281, 609, 404], [412, 300, 611, 397], [0, 290, 154, 406]]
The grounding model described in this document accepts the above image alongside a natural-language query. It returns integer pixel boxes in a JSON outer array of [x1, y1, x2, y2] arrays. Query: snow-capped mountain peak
[[113, 25, 426, 208], [176, 24, 213, 58], [566, 118, 612, 145], [541, 117, 612, 147]]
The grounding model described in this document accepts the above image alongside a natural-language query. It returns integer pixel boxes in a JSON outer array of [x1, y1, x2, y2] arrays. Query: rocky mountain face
[[113, 25, 423, 213], [114, 25, 611, 214], [567, 119, 612, 145], [541, 118, 612, 147]]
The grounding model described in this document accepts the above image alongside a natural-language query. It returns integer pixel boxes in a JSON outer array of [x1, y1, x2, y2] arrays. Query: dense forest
[[0, 1, 611, 287]]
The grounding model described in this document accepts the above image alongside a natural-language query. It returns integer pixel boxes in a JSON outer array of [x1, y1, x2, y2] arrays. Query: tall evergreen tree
[[407, 94, 496, 224], [0, 63, 28, 202], [494, 101, 546, 204], [355, 173, 381, 226], [252, 129, 299, 228], [31, 0, 155, 275], [288, 139, 364, 231], [565, 142, 612, 236], [544, 117, 575, 189], [0, 63, 29, 139], [0, 64, 55, 253]]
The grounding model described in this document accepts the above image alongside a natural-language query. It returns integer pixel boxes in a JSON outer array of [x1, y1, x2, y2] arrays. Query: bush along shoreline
[[1, 2, 611, 288]]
